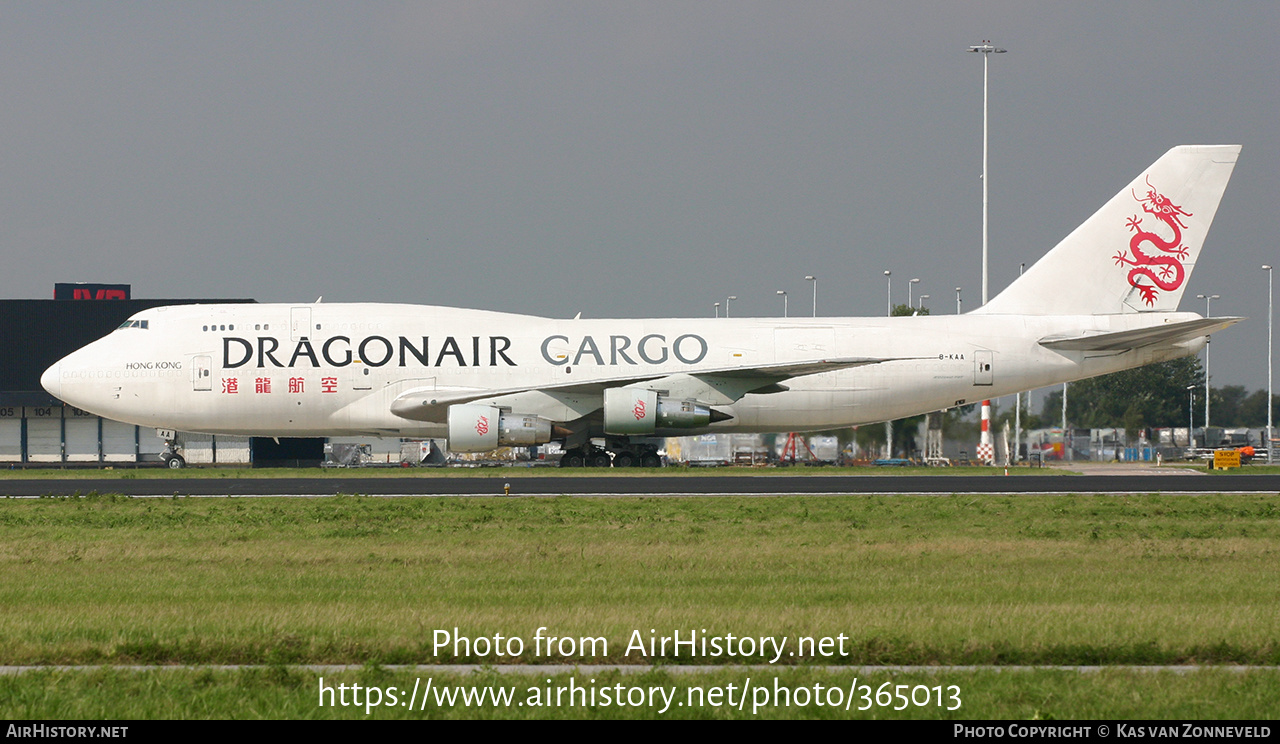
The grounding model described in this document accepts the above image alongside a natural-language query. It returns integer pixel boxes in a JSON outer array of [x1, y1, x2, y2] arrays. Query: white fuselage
[[42, 302, 1206, 440]]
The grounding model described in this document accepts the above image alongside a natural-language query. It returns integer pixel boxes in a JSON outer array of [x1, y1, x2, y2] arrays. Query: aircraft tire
[[561, 450, 586, 468], [641, 453, 661, 468], [612, 451, 636, 468], [165, 455, 186, 470], [589, 453, 612, 468]]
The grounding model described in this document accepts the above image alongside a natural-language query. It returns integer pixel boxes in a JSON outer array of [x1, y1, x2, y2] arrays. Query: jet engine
[[447, 404, 552, 452], [602, 388, 713, 435]]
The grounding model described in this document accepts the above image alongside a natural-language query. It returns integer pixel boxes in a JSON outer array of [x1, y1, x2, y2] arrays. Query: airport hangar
[[0, 284, 332, 468]]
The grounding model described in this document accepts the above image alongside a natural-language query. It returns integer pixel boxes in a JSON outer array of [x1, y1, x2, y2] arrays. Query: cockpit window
[[116, 320, 150, 330]]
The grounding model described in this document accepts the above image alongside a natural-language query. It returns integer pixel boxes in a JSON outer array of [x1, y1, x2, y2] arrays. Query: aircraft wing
[[1038, 316, 1243, 351], [389, 356, 897, 422]]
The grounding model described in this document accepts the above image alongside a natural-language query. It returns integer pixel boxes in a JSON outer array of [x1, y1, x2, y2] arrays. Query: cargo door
[[773, 328, 836, 358]]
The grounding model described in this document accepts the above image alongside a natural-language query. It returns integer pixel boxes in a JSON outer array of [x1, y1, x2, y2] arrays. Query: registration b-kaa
[[43, 145, 1242, 466]]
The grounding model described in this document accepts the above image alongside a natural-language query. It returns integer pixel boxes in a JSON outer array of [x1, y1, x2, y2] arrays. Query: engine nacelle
[[447, 404, 552, 452], [603, 388, 712, 435]]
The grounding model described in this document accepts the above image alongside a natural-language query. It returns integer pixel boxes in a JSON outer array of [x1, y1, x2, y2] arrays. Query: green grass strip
[[1, 493, 1278, 667]]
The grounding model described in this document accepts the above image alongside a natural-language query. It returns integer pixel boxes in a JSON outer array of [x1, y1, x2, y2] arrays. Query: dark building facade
[[1, 298, 253, 464]]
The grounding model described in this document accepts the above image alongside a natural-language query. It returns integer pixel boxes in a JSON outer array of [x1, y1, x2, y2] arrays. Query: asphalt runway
[[2, 473, 1279, 497]]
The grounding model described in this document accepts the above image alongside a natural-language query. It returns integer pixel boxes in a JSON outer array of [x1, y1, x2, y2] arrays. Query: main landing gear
[[558, 440, 663, 468]]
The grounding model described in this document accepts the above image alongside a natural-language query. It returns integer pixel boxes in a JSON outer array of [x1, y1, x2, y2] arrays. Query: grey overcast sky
[[2, 1, 1277, 390]]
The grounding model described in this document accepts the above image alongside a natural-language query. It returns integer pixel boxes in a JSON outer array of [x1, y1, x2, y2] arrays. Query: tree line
[[1032, 357, 1278, 432]]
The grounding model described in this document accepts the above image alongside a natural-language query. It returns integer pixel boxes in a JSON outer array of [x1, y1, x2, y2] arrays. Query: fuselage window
[[220, 325, 226, 331]]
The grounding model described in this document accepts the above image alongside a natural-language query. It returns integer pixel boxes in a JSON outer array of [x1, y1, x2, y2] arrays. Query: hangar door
[[0, 408, 19, 462], [64, 412, 98, 461], [103, 420, 137, 461], [26, 409, 61, 462]]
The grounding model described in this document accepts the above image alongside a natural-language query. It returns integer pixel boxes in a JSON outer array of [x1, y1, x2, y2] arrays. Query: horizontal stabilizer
[[1039, 316, 1242, 351]]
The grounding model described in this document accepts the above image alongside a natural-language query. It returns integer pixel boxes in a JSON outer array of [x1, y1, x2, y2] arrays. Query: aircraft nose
[[41, 361, 61, 400]]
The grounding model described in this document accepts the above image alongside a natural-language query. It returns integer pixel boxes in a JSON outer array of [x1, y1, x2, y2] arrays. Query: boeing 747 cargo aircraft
[[42, 145, 1241, 467]]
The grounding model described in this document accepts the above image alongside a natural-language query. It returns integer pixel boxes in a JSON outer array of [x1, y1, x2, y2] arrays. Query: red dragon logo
[[1113, 176, 1192, 306], [633, 399, 646, 420], [475, 415, 489, 436]]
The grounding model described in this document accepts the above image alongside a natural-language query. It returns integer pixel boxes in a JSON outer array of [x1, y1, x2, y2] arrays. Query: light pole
[[1266, 265, 1274, 463], [884, 270, 893, 455], [969, 40, 1005, 305], [1197, 293, 1219, 431], [726, 295, 737, 318], [1013, 264, 1025, 465], [1187, 384, 1196, 451], [956, 287, 962, 314], [714, 302, 721, 318], [1062, 382, 1069, 461], [917, 294, 930, 310], [909, 277, 920, 308], [777, 290, 788, 317], [805, 275, 817, 317]]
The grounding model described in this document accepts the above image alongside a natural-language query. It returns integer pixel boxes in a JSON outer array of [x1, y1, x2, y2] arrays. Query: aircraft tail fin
[[976, 145, 1240, 316]]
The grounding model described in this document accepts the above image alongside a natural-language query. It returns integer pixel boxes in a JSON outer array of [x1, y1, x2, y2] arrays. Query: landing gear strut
[[558, 440, 663, 468], [161, 439, 186, 469]]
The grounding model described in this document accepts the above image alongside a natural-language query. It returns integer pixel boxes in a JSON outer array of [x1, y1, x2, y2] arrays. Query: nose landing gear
[[160, 439, 186, 469]]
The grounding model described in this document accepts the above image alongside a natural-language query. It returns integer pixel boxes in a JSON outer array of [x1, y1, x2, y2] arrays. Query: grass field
[[1, 492, 1277, 718], [4, 667, 1278, 719]]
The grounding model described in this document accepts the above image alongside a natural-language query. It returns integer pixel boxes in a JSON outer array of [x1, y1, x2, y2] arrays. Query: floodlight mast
[[969, 40, 1006, 305], [1197, 293, 1220, 431]]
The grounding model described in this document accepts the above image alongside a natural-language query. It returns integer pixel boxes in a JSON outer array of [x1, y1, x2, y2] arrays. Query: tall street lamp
[[883, 270, 893, 454], [917, 294, 930, 310], [909, 277, 920, 308], [805, 275, 817, 317], [1197, 293, 1220, 431], [1187, 385, 1196, 451], [714, 302, 721, 318], [726, 295, 737, 318], [956, 287, 963, 315], [1266, 265, 1274, 463], [777, 290, 788, 317], [969, 40, 1006, 305]]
